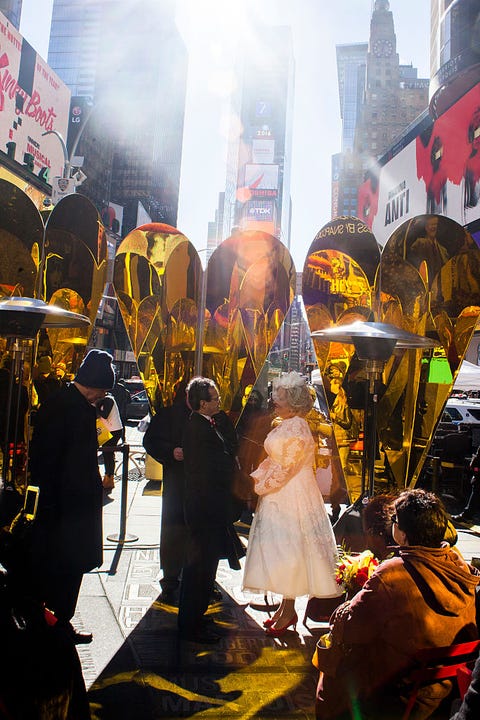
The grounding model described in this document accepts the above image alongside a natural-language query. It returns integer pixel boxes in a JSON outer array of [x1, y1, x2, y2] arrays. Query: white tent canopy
[[312, 362, 480, 392], [454, 361, 480, 391]]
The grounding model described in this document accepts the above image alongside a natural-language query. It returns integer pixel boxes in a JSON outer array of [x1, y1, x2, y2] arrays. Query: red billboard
[[358, 82, 480, 245]]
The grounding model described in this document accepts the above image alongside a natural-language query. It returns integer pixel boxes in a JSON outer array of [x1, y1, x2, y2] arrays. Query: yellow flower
[[335, 549, 379, 595]]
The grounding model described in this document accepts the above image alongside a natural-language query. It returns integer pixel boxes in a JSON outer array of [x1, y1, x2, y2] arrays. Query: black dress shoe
[[61, 622, 93, 644], [158, 591, 179, 606], [179, 629, 220, 644], [71, 630, 93, 645]]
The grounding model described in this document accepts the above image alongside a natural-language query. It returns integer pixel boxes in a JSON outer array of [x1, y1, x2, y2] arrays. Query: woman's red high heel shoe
[[263, 617, 276, 628], [264, 612, 298, 637]]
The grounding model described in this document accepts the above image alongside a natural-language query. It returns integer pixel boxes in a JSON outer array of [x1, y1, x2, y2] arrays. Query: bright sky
[[19, 0, 430, 269]]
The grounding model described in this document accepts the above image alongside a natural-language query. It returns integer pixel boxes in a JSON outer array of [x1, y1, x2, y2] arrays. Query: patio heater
[[0, 297, 90, 497], [312, 321, 437, 502]]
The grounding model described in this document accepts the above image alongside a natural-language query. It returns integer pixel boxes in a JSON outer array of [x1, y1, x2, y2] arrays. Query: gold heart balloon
[[378, 214, 480, 489], [0, 182, 100, 376], [113, 223, 202, 409], [302, 217, 380, 502], [304, 214, 480, 502], [0, 179, 43, 300], [114, 227, 295, 415], [0, 179, 44, 359], [205, 230, 295, 416], [41, 193, 108, 370]]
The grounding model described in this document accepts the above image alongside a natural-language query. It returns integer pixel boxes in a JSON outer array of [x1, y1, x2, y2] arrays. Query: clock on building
[[372, 39, 393, 57]]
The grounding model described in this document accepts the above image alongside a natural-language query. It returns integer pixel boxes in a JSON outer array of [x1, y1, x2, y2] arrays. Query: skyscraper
[[336, 43, 368, 154], [333, 0, 429, 218], [0, 0, 21, 28], [430, 0, 480, 117], [220, 26, 295, 249], [332, 43, 368, 218], [48, 0, 187, 234]]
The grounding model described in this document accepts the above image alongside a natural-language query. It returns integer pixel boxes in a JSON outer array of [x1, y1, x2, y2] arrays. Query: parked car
[[442, 398, 480, 425], [126, 390, 150, 420], [122, 378, 145, 396]]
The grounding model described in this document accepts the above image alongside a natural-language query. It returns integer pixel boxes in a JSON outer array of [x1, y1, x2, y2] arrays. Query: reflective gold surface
[[304, 214, 480, 501], [0, 179, 43, 300], [114, 223, 201, 408], [0, 184, 105, 489], [379, 215, 480, 489], [205, 230, 295, 414], [114, 227, 295, 413], [42, 194, 108, 372], [303, 217, 380, 501]]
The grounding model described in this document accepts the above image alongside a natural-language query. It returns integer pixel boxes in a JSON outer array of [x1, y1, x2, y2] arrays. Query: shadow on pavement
[[87, 585, 321, 719]]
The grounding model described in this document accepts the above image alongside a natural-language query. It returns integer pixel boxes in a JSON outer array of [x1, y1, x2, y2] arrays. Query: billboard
[[136, 200, 152, 227], [101, 201, 124, 235], [331, 153, 341, 219], [252, 138, 275, 164], [358, 82, 480, 245], [66, 96, 93, 157], [244, 163, 279, 193], [242, 198, 276, 235], [0, 11, 70, 179], [245, 199, 275, 222]]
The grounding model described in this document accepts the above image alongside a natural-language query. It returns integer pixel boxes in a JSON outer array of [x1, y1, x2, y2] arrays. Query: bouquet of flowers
[[335, 549, 379, 596]]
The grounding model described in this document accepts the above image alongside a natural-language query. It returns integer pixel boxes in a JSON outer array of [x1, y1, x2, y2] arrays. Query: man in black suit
[[177, 377, 243, 644], [143, 388, 190, 604]]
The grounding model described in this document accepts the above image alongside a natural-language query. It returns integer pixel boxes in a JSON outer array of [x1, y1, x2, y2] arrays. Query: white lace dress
[[242, 415, 341, 599]]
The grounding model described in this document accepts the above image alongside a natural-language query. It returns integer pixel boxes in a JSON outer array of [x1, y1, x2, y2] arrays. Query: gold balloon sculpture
[[0, 181, 99, 489], [303, 214, 480, 502], [2, 175, 480, 505], [113, 226, 296, 414]]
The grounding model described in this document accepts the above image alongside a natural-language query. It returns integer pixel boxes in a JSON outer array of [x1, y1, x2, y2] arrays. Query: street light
[[42, 99, 93, 203]]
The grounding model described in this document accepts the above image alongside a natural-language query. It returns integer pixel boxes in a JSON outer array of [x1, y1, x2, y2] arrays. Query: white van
[[442, 398, 480, 425]]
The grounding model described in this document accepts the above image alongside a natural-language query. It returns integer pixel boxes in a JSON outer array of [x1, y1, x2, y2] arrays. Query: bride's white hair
[[272, 371, 314, 415]]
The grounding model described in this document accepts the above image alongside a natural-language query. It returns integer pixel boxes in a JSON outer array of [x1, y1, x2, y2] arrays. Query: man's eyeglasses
[[390, 514, 397, 525]]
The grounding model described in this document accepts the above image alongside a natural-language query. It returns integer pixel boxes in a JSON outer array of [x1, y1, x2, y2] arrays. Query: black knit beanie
[[74, 349, 115, 389]]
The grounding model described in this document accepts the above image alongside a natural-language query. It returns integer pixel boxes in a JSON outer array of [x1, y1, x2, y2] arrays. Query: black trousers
[[101, 429, 123, 476], [177, 528, 220, 636], [159, 466, 187, 593], [41, 570, 84, 623]]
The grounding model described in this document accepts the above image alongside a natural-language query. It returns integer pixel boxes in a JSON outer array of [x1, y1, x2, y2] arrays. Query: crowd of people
[[2, 354, 480, 719], [140, 369, 480, 718]]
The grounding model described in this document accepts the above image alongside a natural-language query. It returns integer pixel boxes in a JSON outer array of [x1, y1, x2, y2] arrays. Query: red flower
[[355, 567, 369, 587]]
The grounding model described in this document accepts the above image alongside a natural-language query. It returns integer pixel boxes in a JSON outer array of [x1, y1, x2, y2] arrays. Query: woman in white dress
[[242, 372, 341, 636]]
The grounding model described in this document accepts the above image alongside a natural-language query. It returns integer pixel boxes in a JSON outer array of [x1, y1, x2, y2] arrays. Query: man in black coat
[[143, 389, 190, 604], [177, 377, 243, 644], [28, 349, 115, 644]]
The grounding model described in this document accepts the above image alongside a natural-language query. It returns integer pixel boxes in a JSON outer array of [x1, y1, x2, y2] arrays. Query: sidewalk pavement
[[75, 430, 480, 720]]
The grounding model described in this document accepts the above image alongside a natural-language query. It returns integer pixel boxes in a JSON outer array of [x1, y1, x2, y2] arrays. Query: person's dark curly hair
[[186, 376, 217, 411], [394, 489, 448, 547], [362, 494, 397, 560], [362, 494, 396, 539]]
